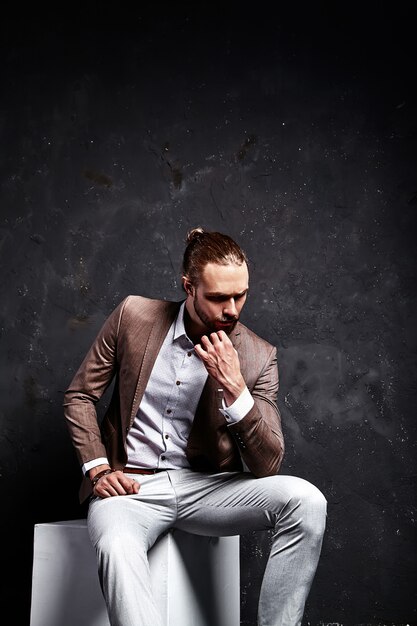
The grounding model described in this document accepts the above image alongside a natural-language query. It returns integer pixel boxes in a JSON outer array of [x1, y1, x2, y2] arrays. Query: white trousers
[[87, 470, 327, 626]]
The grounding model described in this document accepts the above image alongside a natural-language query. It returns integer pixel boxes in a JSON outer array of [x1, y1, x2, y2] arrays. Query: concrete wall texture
[[1, 5, 416, 625]]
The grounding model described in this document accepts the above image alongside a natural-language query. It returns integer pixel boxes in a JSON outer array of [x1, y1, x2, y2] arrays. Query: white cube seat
[[30, 519, 240, 626]]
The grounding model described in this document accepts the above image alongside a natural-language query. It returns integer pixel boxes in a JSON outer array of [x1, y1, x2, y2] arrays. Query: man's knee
[[295, 477, 326, 509], [270, 475, 327, 535], [288, 477, 327, 538]]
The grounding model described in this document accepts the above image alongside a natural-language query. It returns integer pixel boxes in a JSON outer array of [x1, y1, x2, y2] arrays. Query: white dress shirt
[[83, 301, 254, 474]]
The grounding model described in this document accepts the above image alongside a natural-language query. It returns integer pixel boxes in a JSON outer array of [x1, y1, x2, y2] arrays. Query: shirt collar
[[173, 301, 192, 343]]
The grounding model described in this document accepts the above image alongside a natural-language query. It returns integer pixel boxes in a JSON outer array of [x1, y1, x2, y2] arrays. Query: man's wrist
[[221, 385, 254, 423], [223, 376, 246, 406], [91, 468, 115, 488], [89, 464, 112, 481]]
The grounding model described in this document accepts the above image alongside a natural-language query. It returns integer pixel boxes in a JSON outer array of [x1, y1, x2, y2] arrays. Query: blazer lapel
[[130, 300, 182, 423], [229, 324, 242, 351]]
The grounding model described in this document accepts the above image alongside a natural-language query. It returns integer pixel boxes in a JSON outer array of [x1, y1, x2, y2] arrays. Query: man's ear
[[182, 276, 194, 296]]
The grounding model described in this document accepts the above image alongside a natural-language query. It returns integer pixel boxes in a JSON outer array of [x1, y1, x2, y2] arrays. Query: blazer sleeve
[[228, 345, 284, 477], [63, 297, 128, 467]]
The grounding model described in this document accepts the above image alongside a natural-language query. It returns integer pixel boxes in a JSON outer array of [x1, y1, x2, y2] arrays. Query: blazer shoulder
[[236, 322, 277, 356], [120, 295, 182, 324]]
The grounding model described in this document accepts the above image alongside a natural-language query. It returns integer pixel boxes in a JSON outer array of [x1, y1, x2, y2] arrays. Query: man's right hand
[[89, 466, 140, 498]]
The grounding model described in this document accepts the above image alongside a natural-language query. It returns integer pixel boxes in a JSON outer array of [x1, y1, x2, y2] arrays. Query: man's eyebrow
[[205, 288, 249, 297]]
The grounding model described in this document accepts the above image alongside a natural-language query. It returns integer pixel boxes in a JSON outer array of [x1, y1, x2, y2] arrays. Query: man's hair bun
[[186, 227, 205, 244]]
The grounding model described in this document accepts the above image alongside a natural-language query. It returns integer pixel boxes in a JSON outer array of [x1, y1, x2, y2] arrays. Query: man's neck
[[183, 301, 206, 345]]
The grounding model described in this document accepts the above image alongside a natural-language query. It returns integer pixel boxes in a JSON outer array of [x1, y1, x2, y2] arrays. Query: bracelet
[[91, 468, 114, 488]]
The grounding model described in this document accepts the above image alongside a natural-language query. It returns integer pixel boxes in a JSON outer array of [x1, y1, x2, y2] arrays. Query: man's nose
[[223, 299, 238, 318]]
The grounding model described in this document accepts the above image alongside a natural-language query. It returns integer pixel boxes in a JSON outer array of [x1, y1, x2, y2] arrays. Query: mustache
[[217, 315, 238, 323]]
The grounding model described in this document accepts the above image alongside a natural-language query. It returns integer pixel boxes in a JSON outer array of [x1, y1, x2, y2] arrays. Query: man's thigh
[[87, 471, 177, 550], [170, 470, 317, 536]]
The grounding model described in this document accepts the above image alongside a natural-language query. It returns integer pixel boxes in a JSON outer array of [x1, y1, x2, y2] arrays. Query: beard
[[193, 293, 238, 335]]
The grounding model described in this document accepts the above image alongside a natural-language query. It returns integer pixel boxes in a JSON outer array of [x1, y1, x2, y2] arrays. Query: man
[[64, 227, 326, 626]]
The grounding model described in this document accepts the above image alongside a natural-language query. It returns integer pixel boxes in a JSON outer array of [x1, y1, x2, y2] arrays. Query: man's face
[[184, 262, 249, 336]]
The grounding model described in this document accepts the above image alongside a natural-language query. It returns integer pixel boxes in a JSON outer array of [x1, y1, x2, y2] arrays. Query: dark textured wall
[[1, 5, 416, 625]]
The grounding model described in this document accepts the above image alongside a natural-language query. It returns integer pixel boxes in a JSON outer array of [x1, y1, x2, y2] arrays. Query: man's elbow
[[63, 389, 98, 407]]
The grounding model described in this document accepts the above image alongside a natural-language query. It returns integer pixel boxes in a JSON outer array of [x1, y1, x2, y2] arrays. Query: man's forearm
[[64, 393, 107, 460], [228, 346, 284, 476]]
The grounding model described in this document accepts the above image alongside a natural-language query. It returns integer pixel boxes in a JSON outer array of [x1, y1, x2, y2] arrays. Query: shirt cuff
[[220, 386, 254, 424], [82, 457, 110, 476]]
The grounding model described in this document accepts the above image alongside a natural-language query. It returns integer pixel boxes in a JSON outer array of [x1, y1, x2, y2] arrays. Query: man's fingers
[[114, 472, 141, 494], [200, 334, 212, 349], [194, 343, 206, 358], [208, 331, 230, 344], [195, 337, 215, 358], [209, 332, 221, 344], [95, 472, 140, 498], [216, 330, 229, 342], [200, 332, 230, 349], [121, 476, 140, 494]]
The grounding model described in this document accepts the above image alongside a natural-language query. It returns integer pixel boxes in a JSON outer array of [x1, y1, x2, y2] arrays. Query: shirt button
[[176, 380, 181, 385], [187, 352, 192, 357], [164, 434, 169, 439], [161, 455, 166, 460], [166, 409, 172, 414]]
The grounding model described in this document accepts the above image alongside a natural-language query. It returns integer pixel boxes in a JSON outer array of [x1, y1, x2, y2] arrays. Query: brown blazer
[[63, 296, 285, 502]]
